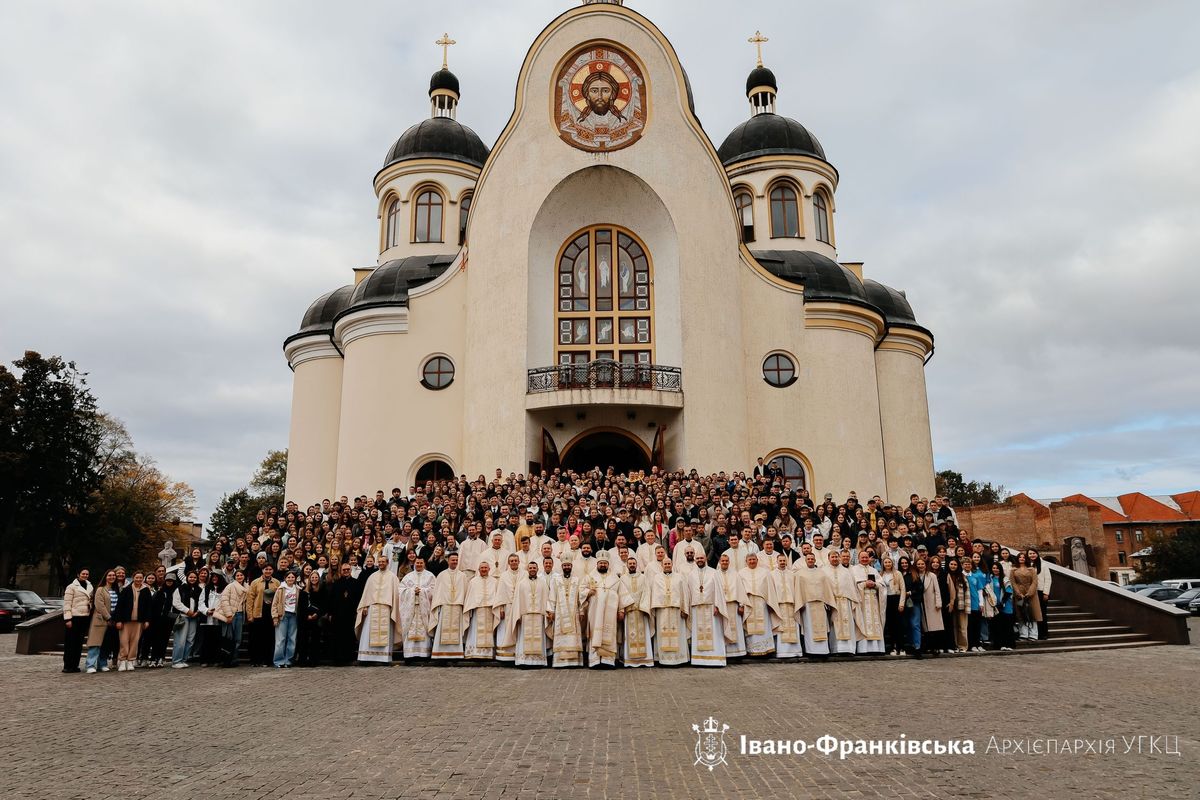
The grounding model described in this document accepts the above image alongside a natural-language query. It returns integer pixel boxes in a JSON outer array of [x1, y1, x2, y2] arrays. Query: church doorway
[[415, 459, 454, 484], [560, 428, 650, 474]]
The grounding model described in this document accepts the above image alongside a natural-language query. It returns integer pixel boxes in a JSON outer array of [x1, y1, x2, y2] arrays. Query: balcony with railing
[[525, 359, 683, 410]]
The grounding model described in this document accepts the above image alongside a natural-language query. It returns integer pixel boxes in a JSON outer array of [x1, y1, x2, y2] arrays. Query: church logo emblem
[[692, 716, 730, 771], [554, 44, 646, 152]]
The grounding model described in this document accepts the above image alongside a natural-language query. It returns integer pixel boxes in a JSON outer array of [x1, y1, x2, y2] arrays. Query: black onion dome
[[284, 284, 355, 346], [746, 65, 778, 95], [717, 114, 826, 166], [339, 254, 459, 315], [750, 250, 868, 305], [383, 117, 489, 169], [429, 68, 460, 96], [863, 279, 917, 325]]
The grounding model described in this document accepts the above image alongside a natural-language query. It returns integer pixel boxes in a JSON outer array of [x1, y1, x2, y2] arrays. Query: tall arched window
[[734, 190, 755, 243], [814, 190, 831, 244], [458, 193, 472, 246], [555, 225, 653, 367], [769, 183, 800, 238], [413, 189, 443, 243], [385, 198, 401, 249]]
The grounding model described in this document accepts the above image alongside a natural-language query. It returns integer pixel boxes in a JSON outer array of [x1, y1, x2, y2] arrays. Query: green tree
[[250, 449, 287, 512], [208, 487, 258, 541], [1136, 525, 1200, 583], [935, 469, 1009, 507], [0, 352, 104, 587]]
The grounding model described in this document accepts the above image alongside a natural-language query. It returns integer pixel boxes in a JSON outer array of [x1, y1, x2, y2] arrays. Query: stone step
[[1006, 640, 1169, 655], [1045, 625, 1132, 635], [1016, 632, 1149, 647]]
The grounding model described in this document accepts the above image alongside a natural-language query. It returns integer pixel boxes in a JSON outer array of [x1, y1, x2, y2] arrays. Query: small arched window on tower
[[769, 183, 800, 238], [413, 189, 444, 243], [458, 193, 472, 246], [385, 198, 401, 249], [813, 190, 831, 245], [734, 190, 755, 243]]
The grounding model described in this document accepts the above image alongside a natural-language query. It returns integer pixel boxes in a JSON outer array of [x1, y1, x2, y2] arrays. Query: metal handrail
[[527, 359, 682, 393]]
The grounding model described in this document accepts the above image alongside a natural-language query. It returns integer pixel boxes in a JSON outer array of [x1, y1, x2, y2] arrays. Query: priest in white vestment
[[737, 553, 779, 657], [671, 529, 704, 579], [463, 562, 504, 660], [507, 561, 551, 667], [850, 550, 886, 654], [770, 553, 803, 658], [794, 553, 836, 656], [429, 554, 469, 659], [482, 532, 515, 576], [583, 553, 622, 668], [715, 553, 746, 658], [548, 561, 586, 668], [618, 557, 654, 667], [649, 559, 690, 666], [355, 555, 403, 664], [398, 558, 435, 659], [494, 554, 523, 662], [828, 550, 858, 654], [635, 531, 661, 574], [458, 530, 488, 579], [687, 553, 732, 666]]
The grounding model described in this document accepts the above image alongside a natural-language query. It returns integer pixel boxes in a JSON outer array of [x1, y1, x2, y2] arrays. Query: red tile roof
[[1060, 493, 1129, 523], [1171, 491, 1200, 520], [1117, 492, 1188, 523]]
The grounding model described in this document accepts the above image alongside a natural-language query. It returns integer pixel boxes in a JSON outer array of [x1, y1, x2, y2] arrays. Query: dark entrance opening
[[560, 430, 650, 474], [415, 459, 454, 484]]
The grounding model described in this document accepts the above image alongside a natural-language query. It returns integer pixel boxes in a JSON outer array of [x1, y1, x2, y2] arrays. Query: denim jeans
[[172, 616, 198, 664], [85, 646, 103, 670], [223, 611, 245, 664], [906, 607, 922, 651], [273, 612, 297, 667]]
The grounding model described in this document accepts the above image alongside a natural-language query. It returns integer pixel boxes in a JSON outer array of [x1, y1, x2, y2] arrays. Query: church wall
[[461, 6, 750, 475], [794, 325, 887, 501], [333, 274, 467, 496], [284, 350, 343, 504], [875, 345, 936, 502]]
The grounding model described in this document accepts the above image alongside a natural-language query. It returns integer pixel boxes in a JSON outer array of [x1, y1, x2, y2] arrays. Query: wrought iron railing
[[527, 360, 682, 394]]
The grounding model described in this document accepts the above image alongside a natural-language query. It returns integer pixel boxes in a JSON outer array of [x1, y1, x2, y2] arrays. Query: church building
[[282, 0, 936, 504]]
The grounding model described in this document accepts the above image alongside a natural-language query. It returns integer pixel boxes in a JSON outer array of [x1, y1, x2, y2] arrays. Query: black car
[[1136, 586, 1184, 603], [0, 594, 25, 633], [1165, 587, 1200, 610], [0, 589, 56, 619]]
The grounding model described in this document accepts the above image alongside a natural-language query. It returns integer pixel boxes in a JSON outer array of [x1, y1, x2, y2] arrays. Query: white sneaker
[[86, 667, 97, 674], [118, 661, 126, 672], [127, 660, 136, 670], [99, 665, 110, 672], [171, 662, 186, 669]]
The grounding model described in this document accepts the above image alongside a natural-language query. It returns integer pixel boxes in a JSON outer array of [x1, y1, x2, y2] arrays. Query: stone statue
[[158, 540, 177, 570], [1070, 537, 1089, 576]]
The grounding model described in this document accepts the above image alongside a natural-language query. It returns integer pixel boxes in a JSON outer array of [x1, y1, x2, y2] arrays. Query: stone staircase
[[1014, 598, 1169, 653]]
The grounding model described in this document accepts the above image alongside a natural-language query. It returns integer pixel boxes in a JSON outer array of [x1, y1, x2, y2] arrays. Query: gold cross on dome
[[436, 32, 456, 69], [749, 30, 769, 67]]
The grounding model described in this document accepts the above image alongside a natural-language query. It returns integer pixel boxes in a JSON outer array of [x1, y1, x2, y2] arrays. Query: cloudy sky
[[3, 0, 1198, 521]]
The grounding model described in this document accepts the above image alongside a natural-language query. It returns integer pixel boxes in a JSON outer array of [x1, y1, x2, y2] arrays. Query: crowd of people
[[59, 464, 1053, 673]]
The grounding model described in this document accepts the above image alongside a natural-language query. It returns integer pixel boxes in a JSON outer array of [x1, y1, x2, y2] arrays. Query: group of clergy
[[353, 527, 890, 667]]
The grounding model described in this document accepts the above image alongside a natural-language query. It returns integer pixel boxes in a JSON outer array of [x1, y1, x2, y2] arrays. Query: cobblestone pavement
[[2, 635, 1197, 800]]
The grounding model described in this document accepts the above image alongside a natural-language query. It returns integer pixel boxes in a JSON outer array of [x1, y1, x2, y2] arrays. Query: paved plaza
[[1, 635, 1197, 800]]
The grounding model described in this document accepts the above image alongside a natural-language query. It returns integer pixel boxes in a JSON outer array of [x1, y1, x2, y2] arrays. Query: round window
[[762, 353, 797, 387], [421, 356, 455, 390]]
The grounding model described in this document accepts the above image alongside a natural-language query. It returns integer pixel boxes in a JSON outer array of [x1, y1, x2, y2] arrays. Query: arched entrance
[[414, 458, 454, 484], [560, 428, 650, 474]]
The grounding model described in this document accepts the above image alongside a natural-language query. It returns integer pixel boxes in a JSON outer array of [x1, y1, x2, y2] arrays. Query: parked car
[[1189, 596, 1200, 615], [0, 589, 56, 619], [0, 594, 25, 633], [1165, 588, 1200, 610], [1136, 586, 1184, 603], [1124, 583, 1162, 593], [1162, 578, 1200, 591]]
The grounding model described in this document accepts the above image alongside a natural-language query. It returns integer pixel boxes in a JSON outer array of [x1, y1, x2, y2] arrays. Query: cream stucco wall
[[461, 4, 750, 475], [283, 342, 343, 504], [331, 266, 467, 496], [876, 340, 936, 502]]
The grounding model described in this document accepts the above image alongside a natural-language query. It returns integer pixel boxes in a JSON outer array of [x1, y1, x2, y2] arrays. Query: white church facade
[[282, 0, 936, 504]]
